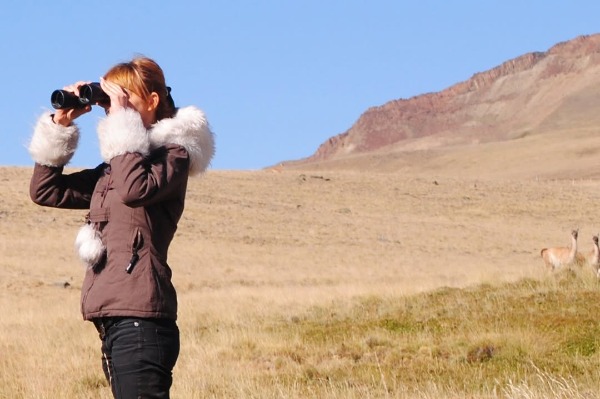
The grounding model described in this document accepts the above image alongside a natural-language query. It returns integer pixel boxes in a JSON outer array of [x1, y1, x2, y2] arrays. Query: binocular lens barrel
[[50, 82, 110, 109], [50, 90, 85, 110], [79, 83, 110, 106]]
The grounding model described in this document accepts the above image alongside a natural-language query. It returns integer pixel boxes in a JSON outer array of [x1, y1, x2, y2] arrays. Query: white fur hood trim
[[29, 112, 80, 167], [97, 108, 150, 163], [150, 106, 215, 176]]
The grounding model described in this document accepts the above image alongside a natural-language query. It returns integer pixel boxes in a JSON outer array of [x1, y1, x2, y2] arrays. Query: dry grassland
[[1, 165, 600, 398]]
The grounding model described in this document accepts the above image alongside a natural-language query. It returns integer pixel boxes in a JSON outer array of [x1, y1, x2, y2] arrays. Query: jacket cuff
[[97, 108, 150, 163], [28, 112, 80, 167]]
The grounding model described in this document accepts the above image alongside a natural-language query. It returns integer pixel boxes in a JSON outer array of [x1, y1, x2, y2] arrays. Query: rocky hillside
[[283, 34, 600, 175]]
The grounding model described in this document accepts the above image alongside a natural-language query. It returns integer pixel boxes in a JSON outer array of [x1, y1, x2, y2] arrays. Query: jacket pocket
[[88, 207, 110, 223]]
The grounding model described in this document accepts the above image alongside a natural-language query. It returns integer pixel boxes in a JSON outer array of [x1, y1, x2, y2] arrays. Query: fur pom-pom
[[28, 112, 80, 167], [75, 224, 106, 268], [97, 108, 150, 162]]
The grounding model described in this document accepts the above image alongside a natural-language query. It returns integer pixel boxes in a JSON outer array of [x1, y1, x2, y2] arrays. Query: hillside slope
[[281, 34, 600, 179]]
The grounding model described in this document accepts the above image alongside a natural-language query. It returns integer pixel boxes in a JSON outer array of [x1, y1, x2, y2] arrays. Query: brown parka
[[29, 106, 215, 321]]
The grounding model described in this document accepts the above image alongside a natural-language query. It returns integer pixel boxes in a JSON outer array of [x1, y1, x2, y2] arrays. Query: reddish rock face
[[299, 34, 600, 165]]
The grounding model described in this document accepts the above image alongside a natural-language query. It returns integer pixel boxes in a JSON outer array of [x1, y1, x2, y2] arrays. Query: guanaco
[[573, 234, 600, 269], [589, 235, 600, 275], [540, 229, 579, 271]]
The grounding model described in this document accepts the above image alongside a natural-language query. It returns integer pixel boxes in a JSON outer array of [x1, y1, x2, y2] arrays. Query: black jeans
[[93, 317, 180, 399]]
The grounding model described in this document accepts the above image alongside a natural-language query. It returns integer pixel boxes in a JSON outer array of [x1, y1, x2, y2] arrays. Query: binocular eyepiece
[[50, 83, 110, 109]]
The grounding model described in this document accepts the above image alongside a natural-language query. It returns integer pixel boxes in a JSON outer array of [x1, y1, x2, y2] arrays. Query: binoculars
[[50, 83, 110, 109]]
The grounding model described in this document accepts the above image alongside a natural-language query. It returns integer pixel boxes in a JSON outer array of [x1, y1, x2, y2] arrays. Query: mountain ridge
[[279, 33, 600, 179]]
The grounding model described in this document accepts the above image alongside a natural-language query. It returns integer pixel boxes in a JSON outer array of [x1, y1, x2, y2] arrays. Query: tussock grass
[[160, 269, 600, 399], [0, 269, 600, 399], [6, 271, 598, 398]]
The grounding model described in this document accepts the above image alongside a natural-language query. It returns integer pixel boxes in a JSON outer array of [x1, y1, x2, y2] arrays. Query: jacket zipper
[[126, 229, 143, 274]]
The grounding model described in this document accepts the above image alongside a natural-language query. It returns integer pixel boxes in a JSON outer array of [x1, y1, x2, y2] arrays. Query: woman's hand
[[99, 77, 129, 115], [52, 81, 92, 126]]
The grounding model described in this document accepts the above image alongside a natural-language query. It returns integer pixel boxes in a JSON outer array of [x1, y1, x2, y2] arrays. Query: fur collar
[[150, 106, 215, 176], [97, 105, 215, 176]]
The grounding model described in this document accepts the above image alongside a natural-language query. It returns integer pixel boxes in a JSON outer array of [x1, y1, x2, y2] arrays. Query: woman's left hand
[[100, 77, 129, 115]]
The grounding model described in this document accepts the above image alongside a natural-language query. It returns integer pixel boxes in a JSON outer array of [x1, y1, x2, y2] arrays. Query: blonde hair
[[103, 56, 176, 121]]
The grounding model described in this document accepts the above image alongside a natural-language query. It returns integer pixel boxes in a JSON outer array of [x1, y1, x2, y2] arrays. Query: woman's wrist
[[51, 112, 72, 127]]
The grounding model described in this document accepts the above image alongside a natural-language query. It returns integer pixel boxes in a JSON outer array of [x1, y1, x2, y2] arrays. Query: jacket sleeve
[[108, 145, 190, 207], [30, 163, 104, 209], [28, 112, 102, 209], [96, 108, 190, 207]]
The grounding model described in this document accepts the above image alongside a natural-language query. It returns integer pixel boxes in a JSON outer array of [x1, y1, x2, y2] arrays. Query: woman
[[28, 56, 215, 398]]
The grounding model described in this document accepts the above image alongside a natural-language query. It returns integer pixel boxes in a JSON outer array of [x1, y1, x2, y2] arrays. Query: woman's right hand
[[52, 81, 92, 126]]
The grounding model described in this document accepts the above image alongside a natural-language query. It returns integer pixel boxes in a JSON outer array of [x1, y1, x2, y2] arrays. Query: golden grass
[[2, 166, 600, 398]]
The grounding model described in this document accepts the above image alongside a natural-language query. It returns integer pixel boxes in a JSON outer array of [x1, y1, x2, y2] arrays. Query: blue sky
[[1, 1, 599, 170]]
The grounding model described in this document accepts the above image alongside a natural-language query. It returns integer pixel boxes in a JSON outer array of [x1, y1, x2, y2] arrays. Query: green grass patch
[[241, 272, 600, 398]]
